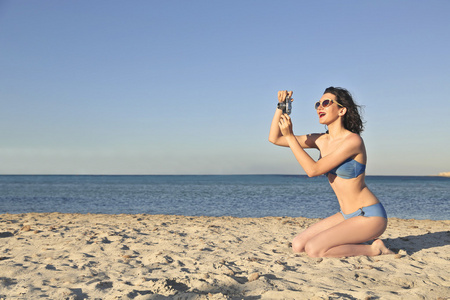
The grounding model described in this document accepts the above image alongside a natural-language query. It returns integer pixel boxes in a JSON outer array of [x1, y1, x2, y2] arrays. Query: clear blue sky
[[1, 0, 449, 175]]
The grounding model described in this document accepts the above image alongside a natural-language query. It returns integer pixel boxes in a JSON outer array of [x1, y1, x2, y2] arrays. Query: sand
[[0, 213, 449, 299]]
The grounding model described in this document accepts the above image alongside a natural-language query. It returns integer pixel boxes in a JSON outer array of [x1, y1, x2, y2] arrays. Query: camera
[[277, 94, 292, 115]]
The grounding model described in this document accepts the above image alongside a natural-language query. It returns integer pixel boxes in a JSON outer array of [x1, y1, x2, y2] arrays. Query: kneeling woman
[[269, 87, 393, 257]]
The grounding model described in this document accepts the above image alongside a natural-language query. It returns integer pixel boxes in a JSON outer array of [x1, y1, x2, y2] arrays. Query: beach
[[0, 213, 449, 299]]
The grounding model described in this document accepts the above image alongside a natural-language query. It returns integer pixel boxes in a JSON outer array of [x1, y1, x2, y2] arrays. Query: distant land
[[438, 172, 450, 177]]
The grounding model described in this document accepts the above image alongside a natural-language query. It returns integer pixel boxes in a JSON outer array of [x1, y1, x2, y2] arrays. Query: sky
[[0, 0, 449, 175]]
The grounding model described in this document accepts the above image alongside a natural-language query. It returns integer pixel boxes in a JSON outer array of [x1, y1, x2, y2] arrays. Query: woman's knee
[[304, 240, 324, 258], [291, 236, 306, 253]]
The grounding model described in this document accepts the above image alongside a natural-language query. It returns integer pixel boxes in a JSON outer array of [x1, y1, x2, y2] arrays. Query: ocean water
[[0, 175, 448, 220]]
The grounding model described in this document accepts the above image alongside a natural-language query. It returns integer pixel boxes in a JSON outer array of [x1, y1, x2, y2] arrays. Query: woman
[[269, 87, 393, 258]]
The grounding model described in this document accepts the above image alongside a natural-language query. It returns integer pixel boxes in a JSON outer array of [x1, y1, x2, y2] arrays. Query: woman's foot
[[372, 239, 394, 255]]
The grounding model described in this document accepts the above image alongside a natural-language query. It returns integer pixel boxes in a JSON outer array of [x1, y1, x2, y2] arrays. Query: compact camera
[[277, 94, 292, 115]]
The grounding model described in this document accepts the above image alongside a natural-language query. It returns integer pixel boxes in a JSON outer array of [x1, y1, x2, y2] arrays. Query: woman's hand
[[278, 114, 294, 137], [278, 90, 293, 103], [269, 90, 294, 145]]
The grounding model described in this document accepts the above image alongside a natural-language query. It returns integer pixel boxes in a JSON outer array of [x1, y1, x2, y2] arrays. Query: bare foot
[[372, 239, 394, 255]]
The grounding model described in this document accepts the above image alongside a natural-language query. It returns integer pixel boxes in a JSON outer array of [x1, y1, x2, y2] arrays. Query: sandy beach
[[0, 213, 449, 299]]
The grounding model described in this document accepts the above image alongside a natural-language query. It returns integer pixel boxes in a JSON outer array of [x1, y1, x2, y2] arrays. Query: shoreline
[[2, 212, 449, 222], [1, 213, 449, 299]]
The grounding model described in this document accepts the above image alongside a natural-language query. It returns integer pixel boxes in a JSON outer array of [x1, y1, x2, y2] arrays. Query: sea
[[0, 175, 448, 220]]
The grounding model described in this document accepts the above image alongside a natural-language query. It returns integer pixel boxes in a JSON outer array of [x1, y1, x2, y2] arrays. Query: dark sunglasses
[[314, 99, 344, 110]]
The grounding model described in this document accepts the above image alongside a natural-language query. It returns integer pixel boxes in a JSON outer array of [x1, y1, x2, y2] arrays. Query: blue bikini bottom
[[340, 202, 387, 220]]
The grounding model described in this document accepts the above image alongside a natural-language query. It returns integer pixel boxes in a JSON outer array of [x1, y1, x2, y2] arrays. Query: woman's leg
[[292, 212, 344, 253], [304, 216, 391, 257]]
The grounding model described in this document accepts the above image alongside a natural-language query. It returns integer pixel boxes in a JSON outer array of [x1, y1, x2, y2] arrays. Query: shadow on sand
[[385, 231, 450, 255]]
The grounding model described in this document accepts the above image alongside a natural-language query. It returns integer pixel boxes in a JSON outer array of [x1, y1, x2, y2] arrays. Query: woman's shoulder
[[344, 132, 366, 154], [308, 133, 326, 139], [300, 133, 326, 149], [345, 132, 363, 143], [307, 133, 327, 143], [312, 133, 328, 148]]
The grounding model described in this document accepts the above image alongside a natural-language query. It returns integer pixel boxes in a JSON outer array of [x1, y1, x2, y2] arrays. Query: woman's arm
[[279, 114, 363, 177], [268, 107, 290, 146], [269, 91, 321, 148]]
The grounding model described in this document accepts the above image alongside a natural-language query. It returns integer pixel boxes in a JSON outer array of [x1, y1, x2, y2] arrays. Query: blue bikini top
[[328, 158, 366, 179]]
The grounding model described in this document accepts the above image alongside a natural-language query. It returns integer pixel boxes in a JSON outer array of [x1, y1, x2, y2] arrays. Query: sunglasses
[[314, 99, 344, 110]]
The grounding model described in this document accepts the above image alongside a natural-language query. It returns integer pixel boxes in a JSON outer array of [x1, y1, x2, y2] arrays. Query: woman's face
[[316, 93, 342, 125]]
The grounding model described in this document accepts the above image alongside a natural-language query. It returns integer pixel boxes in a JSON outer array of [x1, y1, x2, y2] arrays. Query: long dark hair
[[324, 86, 364, 134]]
